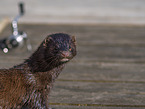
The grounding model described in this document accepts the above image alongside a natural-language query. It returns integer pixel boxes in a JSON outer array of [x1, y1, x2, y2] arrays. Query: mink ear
[[47, 36, 53, 41], [43, 36, 52, 47], [72, 36, 76, 45]]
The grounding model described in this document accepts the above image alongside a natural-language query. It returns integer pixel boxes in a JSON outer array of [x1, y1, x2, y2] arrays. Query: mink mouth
[[60, 58, 70, 62]]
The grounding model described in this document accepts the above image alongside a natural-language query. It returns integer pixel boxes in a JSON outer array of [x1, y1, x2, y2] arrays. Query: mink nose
[[61, 51, 71, 58]]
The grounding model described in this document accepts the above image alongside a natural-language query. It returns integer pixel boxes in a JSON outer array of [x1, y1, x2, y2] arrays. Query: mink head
[[43, 33, 76, 64], [27, 33, 76, 72]]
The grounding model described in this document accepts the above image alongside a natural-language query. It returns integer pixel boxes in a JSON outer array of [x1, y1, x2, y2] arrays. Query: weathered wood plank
[[59, 63, 145, 81], [77, 45, 145, 60], [49, 81, 145, 105], [50, 105, 145, 109]]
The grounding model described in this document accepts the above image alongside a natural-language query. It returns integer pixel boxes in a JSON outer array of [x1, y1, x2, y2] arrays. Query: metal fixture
[[0, 2, 32, 53]]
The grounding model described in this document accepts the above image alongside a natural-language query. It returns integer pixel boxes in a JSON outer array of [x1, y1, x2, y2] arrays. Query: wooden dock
[[0, 23, 145, 109]]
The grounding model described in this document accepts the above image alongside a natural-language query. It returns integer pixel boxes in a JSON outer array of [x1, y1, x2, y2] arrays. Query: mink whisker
[[0, 33, 76, 109]]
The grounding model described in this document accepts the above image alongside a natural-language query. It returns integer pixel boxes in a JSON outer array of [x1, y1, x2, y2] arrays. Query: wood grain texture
[[0, 24, 145, 109]]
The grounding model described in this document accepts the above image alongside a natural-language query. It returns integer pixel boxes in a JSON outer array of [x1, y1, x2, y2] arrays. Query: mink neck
[[25, 46, 59, 72]]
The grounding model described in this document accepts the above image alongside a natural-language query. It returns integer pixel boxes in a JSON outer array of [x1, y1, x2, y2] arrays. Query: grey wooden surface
[[0, 23, 145, 109], [0, 0, 145, 24]]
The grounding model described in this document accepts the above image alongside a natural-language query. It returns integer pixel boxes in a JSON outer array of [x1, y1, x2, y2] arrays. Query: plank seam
[[50, 103, 145, 107], [57, 79, 145, 84]]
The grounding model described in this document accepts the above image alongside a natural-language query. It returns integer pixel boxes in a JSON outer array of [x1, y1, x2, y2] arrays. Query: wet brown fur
[[0, 33, 76, 109]]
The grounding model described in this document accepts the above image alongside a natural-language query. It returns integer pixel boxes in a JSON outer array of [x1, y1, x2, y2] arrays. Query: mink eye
[[54, 47, 59, 51]]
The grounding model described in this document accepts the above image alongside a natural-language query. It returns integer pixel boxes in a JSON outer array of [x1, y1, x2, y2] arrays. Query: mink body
[[0, 33, 76, 109]]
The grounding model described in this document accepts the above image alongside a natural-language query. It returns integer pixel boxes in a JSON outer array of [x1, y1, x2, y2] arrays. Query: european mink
[[0, 33, 76, 109]]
